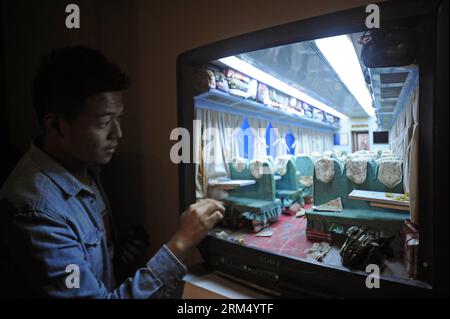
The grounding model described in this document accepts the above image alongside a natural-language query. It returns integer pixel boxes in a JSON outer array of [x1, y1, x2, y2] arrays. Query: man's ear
[[43, 114, 63, 137]]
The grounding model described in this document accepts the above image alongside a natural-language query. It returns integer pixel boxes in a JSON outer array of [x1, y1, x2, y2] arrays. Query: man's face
[[60, 91, 124, 165]]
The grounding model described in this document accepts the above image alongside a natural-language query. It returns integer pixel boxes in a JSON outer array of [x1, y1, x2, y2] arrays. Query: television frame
[[176, 0, 448, 298]]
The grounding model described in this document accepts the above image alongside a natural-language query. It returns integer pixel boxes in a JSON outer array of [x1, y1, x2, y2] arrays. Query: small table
[[348, 189, 410, 211], [208, 179, 255, 190]]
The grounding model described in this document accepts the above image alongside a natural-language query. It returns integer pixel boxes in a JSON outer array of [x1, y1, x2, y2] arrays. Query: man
[[0, 46, 224, 298]]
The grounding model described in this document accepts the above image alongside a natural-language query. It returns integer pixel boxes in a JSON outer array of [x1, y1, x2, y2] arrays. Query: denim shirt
[[0, 141, 187, 298]]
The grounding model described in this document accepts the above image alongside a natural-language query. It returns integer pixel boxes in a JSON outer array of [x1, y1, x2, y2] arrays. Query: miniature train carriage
[[191, 26, 422, 282]]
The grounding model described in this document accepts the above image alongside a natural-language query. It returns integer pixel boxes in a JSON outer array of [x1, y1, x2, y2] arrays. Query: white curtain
[[260, 121, 333, 156], [272, 123, 290, 157], [390, 85, 419, 224], [195, 108, 243, 198], [195, 109, 334, 197], [247, 118, 270, 159], [291, 126, 333, 155]]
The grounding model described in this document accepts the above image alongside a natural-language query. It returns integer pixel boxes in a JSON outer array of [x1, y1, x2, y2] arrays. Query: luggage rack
[[195, 89, 340, 132]]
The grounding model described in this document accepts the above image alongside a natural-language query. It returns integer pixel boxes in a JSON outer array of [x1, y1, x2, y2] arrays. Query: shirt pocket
[[81, 228, 104, 271]]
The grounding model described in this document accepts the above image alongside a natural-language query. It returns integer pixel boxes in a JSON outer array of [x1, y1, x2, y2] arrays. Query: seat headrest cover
[[231, 157, 248, 173], [274, 156, 292, 176], [346, 158, 369, 184], [250, 159, 274, 179], [315, 158, 335, 183], [377, 159, 403, 188]]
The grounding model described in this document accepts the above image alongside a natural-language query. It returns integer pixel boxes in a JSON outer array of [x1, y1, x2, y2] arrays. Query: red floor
[[239, 214, 314, 260], [214, 204, 316, 260], [212, 209, 409, 279]]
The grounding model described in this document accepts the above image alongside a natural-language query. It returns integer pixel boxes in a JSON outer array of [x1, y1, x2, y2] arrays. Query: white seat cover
[[250, 159, 274, 179], [315, 158, 335, 183], [274, 155, 292, 176], [299, 176, 313, 187], [346, 158, 369, 184], [377, 160, 402, 189], [231, 157, 248, 173]]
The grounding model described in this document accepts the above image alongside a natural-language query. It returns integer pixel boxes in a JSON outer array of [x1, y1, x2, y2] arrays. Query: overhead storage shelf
[[369, 65, 419, 130], [194, 89, 340, 132]]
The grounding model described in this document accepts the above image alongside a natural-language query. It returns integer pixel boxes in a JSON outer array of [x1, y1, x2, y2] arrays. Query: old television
[[176, 0, 448, 298], [373, 131, 389, 144]]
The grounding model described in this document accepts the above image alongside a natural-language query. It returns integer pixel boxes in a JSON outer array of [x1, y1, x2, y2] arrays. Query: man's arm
[[3, 210, 185, 299], [2, 198, 224, 299]]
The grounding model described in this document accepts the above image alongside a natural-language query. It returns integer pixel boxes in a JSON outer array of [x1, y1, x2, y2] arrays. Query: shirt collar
[[28, 139, 100, 197]]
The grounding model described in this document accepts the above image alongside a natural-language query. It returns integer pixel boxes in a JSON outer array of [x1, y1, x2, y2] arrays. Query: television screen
[[373, 131, 389, 144], [177, 0, 448, 298]]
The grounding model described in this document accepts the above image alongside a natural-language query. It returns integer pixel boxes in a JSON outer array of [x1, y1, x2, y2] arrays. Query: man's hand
[[166, 199, 225, 261]]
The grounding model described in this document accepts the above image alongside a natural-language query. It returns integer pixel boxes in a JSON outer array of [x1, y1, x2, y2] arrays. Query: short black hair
[[32, 46, 130, 128]]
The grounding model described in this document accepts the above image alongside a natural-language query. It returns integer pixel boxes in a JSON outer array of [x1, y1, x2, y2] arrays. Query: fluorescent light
[[315, 35, 375, 117], [218, 56, 349, 119]]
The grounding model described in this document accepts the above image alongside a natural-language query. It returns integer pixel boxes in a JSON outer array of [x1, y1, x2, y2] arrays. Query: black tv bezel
[[176, 0, 448, 298]]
